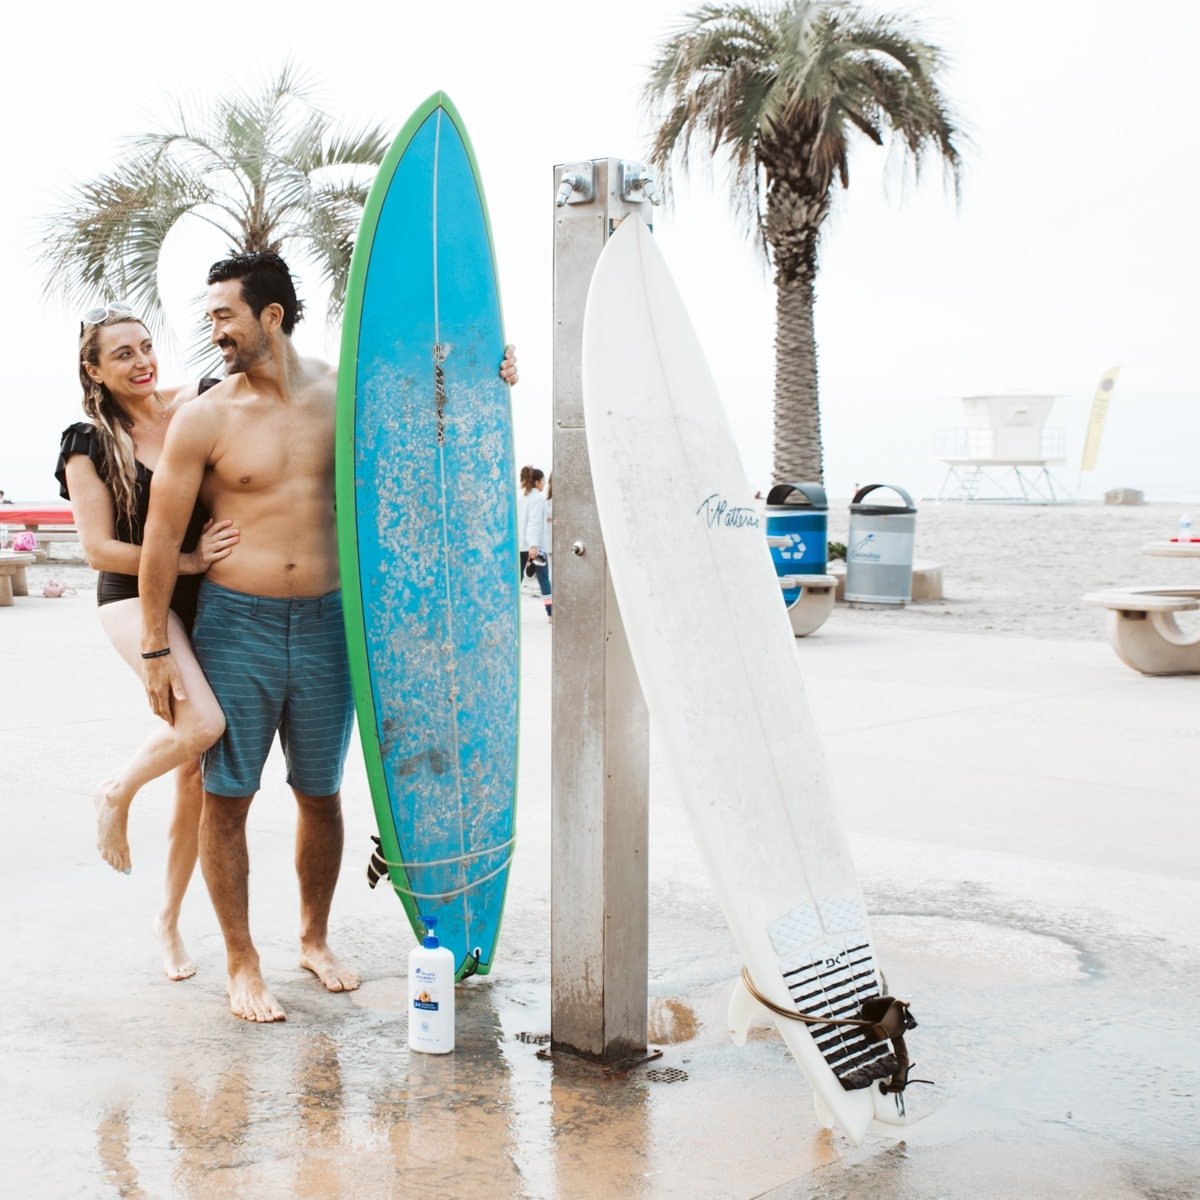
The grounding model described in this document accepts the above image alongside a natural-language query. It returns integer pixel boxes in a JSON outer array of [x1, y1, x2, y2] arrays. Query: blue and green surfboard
[[336, 93, 518, 979]]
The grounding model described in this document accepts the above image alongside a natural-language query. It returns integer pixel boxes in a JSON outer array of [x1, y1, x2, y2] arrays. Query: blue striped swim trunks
[[192, 579, 355, 798]]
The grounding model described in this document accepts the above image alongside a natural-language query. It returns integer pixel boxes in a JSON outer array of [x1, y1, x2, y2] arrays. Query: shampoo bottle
[[407, 916, 455, 1054]]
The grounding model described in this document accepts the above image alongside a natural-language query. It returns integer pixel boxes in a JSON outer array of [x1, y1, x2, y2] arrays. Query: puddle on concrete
[[873, 913, 1087, 988], [349, 975, 406, 1013], [7, 904, 1189, 1199]]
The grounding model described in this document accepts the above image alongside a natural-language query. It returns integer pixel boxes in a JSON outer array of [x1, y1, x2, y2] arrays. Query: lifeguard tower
[[927, 393, 1071, 502]]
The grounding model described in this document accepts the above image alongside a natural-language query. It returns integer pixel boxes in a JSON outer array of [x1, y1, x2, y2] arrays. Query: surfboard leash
[[739, 967, 932, 1099]]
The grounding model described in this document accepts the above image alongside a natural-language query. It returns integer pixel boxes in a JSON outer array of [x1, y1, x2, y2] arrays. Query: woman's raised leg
[[93, 599, 224, 874]]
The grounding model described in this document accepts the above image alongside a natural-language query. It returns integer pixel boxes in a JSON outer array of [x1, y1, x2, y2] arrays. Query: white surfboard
[[582, 216, 911, 1146]]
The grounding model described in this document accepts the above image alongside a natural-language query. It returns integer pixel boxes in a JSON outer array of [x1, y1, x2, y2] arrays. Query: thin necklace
[[128, 393, 166, 436]]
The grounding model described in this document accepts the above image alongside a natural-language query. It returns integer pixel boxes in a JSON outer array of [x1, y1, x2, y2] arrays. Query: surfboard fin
[[726, 973, 759, 1047], [367, 835, 387, 889]]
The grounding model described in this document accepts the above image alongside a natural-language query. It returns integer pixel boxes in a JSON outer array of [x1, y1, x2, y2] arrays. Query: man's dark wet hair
[[207, 252, 303, 335]]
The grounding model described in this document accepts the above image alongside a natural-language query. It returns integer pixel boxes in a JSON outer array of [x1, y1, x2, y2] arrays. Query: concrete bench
[[778, 574, 836, 637], [1083, 586, 1200, 675], [827, 559, 944, 603], [22, 529, 78, 543], [0, 551, 35, 606]]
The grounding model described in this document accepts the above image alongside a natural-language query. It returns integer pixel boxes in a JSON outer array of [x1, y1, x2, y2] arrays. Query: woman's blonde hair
[[77, 314, 148, 532]]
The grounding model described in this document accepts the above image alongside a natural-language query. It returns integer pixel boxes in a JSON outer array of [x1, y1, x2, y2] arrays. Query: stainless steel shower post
[[549, 158, 660, 1060]]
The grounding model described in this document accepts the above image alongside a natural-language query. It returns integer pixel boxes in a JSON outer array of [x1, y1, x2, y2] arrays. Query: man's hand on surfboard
[[143, 654, 186, 725], [500, 344, 518, 386]]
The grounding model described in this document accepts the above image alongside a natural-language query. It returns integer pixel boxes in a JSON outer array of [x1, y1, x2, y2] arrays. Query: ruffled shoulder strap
[[55, 421, 102, 500]]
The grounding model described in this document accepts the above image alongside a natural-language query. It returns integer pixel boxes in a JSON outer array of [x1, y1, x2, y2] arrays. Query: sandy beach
[[828, 498, 1200, 640], [2, 501, 1198, 1198]]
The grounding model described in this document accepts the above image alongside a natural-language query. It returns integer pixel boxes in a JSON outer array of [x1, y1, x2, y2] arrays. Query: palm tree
[[41, 62, 391, 370], [645, 1, 964, 484]]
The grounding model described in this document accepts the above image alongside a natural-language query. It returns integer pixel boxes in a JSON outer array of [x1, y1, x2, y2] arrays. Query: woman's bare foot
[[299, 941, 362, 993], [93, 780, 132, 874], [226, 967, 286, 1022], [153, 916, 196, 981]]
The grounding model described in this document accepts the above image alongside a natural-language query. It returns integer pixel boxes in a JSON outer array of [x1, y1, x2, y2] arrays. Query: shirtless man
[[139, 252, 517, 1021]]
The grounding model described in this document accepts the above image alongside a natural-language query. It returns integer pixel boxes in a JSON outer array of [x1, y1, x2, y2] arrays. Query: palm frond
[[318, 124, 394, 170], [644, 0, 965, 239], [41, 153, 213, 336], [38, 59, 388, 370], [642, 0, 967, 485]]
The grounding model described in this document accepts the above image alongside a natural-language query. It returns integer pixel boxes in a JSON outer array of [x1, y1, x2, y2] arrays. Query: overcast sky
[[2, 0, 1196, 506]]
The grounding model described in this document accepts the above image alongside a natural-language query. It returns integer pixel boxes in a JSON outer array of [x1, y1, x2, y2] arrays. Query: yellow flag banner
[[1081, 367, 1120, 472]]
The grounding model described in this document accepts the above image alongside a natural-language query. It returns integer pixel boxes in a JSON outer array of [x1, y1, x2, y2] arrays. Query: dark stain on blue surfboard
[[336, 94, 519, 978]]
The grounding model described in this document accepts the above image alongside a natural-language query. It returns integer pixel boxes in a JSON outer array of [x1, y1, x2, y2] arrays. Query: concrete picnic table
[[0, 550, 36, 606], [1083, 539, 1200, 674]]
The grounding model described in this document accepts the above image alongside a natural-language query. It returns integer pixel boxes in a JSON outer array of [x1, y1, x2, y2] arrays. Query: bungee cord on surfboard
[[365, 833, 499, 979], [366, 833, 516, 899]]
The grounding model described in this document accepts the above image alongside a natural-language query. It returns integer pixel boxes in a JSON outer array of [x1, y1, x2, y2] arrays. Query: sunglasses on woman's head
[[81, 301, 135, 327]]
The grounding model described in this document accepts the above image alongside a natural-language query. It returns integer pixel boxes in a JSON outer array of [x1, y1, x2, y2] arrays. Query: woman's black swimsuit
[[55, 381, 220, 632]]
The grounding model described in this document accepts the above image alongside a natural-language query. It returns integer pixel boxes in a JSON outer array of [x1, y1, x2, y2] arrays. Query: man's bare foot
[[226, 968, 286, 1022], [299, 942, 362, 993], [153, 916, 196, 982], [93, 780, 131, 874]]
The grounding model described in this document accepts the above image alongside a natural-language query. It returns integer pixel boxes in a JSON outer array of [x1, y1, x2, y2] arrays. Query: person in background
[[58, 303, 236, 981], [544, 471, 554, 585], [523, 467, 552, 622], [517, 465, 540, 581]]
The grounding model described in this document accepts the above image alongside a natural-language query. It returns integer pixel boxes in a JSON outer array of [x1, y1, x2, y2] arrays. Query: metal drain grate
[[515, 1032, 551, 1045], [645, 1067, 688, 1084]]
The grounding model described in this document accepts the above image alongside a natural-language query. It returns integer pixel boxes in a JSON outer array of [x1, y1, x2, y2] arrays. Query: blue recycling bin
[[765, 483, 828, 609]]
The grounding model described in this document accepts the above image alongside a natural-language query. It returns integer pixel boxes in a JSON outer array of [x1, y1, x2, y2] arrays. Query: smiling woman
[[56, 307, 237, 981]]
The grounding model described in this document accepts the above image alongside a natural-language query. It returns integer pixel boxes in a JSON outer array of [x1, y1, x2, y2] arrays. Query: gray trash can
[[845, 484, 917, 604]]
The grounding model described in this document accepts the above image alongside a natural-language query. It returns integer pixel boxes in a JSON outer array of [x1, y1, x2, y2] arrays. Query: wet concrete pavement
[[1, 592, 1198, 1198]]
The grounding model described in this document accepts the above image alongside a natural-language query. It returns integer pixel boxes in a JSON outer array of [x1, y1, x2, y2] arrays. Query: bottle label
[[412, 963, 440, 1011]]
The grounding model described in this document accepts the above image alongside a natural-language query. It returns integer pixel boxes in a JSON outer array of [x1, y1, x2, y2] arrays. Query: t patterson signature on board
[[697, 493, 761, 530]]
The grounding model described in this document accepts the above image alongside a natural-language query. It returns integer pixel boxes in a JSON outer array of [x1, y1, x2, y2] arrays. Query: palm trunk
[[767, 181, 825, 486], [771, 265, 822, 484]]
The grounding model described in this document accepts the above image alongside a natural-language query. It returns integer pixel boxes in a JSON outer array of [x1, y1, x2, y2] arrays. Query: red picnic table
[[3, 505, 76, 529]]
